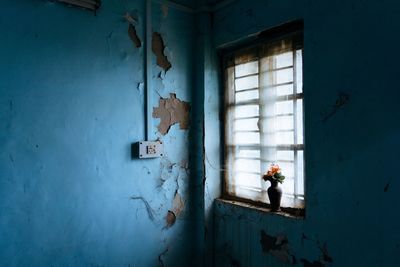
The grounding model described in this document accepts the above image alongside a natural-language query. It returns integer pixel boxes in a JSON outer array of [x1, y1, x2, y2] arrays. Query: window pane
[[234, 105, 259, 118], [276, 100, 293, 114], [275, 68, 293, 84], [235, 89, 259, 103], [276, 84, 293, 96], [297, 150, 304, 195], [276, 131, 294, 144], [235, 75, 258, 91], [235, 159, 260, 173], [235, 61, 258, 77], [236, 149, 260, 158], [282, 177, 294, 195], [296, 99, 303, 144], [278, 162, 294, 179], [275, 51, 293, 68], [234, 172, 261, 188], [277, 150, 294, 161], [234, 132, 260, 145], [276, 115, 293, 130], [235, 118, 259, 131]]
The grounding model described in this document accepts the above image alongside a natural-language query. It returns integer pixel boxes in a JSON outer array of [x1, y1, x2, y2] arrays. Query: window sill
[[218, 196, 305, 219]]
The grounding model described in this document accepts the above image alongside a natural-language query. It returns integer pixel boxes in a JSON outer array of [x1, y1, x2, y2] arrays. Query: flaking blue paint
[[0, 0, 197, 266]]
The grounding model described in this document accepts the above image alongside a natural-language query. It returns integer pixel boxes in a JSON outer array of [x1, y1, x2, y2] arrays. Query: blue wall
[[0, 0, 198, 266], [211, 0, 400, 266], [2, 0, 400, 266]]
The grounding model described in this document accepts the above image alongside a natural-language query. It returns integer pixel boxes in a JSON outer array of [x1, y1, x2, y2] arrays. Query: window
[[223, 22, 304, 209]]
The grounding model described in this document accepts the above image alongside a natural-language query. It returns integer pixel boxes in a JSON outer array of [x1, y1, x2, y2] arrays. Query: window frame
[[220, 20, 305, 214]]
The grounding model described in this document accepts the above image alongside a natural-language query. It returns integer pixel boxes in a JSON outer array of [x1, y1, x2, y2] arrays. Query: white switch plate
[[138, 141, 163, 158]]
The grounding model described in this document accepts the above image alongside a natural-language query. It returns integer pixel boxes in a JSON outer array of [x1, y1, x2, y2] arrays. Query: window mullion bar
[[232, 65, 238, 191], [257, 58, 266, 191], [293, 49, 299, 198]]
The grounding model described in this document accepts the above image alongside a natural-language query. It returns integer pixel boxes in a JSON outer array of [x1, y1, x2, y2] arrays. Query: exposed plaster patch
[[152, 93, 190, 135], [301, 234, 333, 266], [165, 210, 176, 228], [130, 196, 155, 221], [152, 32, 171, 72], [165, 191, 185, 228], [172, 191, 184, 217], [321, 92, 350, 122], [128, 24, 141, 48], [260, 230, 296, 264], [179, 159, 189, 174]]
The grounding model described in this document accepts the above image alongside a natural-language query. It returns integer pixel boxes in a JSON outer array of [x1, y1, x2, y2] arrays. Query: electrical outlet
[[147, 144, 157, 154], [138, 141, 163, 158]]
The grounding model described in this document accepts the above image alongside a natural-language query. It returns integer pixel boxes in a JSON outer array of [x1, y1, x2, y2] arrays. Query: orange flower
[[271, 165, 281, 174], [264, 164, 281, 177]]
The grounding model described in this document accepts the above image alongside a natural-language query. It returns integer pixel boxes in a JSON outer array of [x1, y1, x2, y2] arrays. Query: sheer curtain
[[224, 32, 304, 205]]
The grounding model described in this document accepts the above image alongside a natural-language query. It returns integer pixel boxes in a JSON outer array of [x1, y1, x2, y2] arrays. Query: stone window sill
[[216, 197, 305, 219]]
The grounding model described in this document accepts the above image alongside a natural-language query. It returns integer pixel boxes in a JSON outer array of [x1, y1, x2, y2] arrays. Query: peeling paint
[[152, 32, 171, 72], [321, 92, 350, 122], [130, 196, 155, 221], [172, 191, 184, 217], [301, 234, 333, 266], [165, 191, 185, 228], [137, 82, 144, 95], [128, 24, 141, 48], [260, 230, 296, 264], [165, 210, 176, 227], [152, 93, 190, 135]]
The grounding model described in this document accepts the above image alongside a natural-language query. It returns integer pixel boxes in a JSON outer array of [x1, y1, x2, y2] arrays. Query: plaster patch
[[152, 32, 171, 72], [152, 93, 190, 135], [165, 192, 185, 228], [301, 234, 333, 266], [128, 24, 141, 48], [165, 210, 176, 227], [172, 191, 184, 217], [260, 230, 296, 264]]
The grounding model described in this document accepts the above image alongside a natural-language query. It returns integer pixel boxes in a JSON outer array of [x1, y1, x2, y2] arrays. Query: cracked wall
[[0, 1, 196, 267], [211, 0, 400, 266], [153, 93, 190, 135]]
